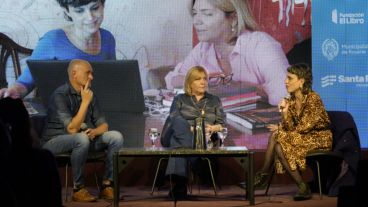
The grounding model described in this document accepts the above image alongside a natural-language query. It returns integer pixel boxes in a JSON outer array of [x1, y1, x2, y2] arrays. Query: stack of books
[[208, 81, 261, 112], [162, 91, 176, 107], [226, 106, 281, 130], [23, 101, 39, 115]]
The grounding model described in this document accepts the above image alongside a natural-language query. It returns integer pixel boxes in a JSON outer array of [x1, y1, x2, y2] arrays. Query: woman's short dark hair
[[56, 0, 105, 9], [56, 0, 105, 21], [287, 63, 313, 94]]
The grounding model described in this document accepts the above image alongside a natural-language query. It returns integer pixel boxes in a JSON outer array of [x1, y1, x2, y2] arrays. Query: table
[[113, 146, 254, 206]]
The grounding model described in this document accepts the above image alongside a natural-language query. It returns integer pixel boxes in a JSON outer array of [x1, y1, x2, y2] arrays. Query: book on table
[[23, 101, 39, 115], [226, 105, 281, 129], [227, 119, 270, 135]]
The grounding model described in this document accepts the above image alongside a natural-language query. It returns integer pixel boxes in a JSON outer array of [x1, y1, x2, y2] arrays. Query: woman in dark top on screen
[[162, 66, 226, 200]]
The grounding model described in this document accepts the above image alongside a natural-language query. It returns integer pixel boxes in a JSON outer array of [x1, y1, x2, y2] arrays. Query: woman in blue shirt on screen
[[0, 0, 115, 98]]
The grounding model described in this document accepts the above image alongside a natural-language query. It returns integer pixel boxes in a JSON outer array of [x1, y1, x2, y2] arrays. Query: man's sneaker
[[72, 188, 97, 202], [100, 186, 114, 200]]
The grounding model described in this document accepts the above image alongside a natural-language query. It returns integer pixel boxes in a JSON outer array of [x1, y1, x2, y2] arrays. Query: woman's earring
[[231, 26, 235, 32]]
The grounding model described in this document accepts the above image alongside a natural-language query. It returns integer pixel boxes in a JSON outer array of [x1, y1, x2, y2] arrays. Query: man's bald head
[[67, 59, 92, 79], [68, 59, 94, 91]]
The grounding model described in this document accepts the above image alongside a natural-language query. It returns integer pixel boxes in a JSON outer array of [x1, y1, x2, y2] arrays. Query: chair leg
[[203, 158, 217, 195], [188, 164, 194, 194], [315, 160, 322, 199], [92, 161, 101, 196], [265, 167, 275, 196], [65, 163, 69, 202], [151, 158, 166, 195]]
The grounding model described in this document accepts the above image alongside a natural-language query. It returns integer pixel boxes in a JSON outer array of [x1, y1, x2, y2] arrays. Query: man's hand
[[84, 128, 97, 140], [0, 88, 8, 98], [0, 87, 21, 99], [80, 80, 93, 104]]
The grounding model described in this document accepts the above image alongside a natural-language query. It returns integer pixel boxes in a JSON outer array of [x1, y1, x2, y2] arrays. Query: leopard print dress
[[275, 91, 332, 173]]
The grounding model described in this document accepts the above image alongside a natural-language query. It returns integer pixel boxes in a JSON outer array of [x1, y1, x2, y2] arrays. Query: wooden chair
[[0, 32, 32, 88]]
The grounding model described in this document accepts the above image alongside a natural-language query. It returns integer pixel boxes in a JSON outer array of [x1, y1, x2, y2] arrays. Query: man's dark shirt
[[41, 83, 106, 143]]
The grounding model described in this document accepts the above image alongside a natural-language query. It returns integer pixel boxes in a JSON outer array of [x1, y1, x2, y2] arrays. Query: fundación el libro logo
[[332, 9, 365, 24]]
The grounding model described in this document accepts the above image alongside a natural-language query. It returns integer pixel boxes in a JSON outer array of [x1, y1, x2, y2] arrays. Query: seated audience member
[[41, 59, 124, 202], [0, 115, 16, 207], [254, 63, 332, 201], [165, 0, 289, 105], [0, 0, 115, 99], [162, 66, 226, 200], [0, 97, 62, 207]]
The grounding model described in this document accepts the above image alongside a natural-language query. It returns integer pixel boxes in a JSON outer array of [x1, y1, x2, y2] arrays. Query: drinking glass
[[148, 128, 160, 148], [218, 127, 228, 147]]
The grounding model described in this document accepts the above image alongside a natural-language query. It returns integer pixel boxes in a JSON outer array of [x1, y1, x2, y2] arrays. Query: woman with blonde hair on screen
[[165, 0, 289, 105]]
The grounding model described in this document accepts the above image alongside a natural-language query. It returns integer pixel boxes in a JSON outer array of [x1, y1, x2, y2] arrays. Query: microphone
[[81, 123, 88, 131], [277, 95, 291, 130], [279, 94, 291, 112], [284, 94, 291, 101]]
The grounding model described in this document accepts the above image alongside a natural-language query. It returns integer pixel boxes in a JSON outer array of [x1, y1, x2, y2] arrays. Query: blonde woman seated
[[256, 63, 332, 201], [162, 66, 226, 200]]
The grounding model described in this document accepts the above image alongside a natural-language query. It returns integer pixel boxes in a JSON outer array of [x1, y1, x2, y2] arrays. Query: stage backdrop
[[312, 0, 368, 148], [1, 0, 313, 149]]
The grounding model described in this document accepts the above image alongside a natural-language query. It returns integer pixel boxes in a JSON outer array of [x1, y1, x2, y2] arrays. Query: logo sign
[[331, 9, 365, 24], [321, 75, 337, 87], [322, 39, 339, 61], [332, 9, 338, 24], [321, 74, 368, 88]]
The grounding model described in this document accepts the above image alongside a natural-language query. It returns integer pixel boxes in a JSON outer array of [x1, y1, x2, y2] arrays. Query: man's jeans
[[43, 131, 124, 188]]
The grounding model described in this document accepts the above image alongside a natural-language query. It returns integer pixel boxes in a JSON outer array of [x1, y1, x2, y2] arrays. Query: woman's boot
[[238, 171, 269, 190], [293, 182, 312, 201], [254, 172, 269, 189]]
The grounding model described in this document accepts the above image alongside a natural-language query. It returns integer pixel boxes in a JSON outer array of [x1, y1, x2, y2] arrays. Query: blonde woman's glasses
[[208, 73, 233, 87]]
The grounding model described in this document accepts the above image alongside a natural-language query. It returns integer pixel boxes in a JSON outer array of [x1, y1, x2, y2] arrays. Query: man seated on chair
[[41, 59, 124, 202]]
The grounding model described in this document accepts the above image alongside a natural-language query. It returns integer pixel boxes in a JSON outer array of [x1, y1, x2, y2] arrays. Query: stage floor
[[61, 184, 337, 207]]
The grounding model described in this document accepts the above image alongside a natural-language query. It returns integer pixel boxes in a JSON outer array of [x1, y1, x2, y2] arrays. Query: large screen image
[[1, 0, 321, 149]]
